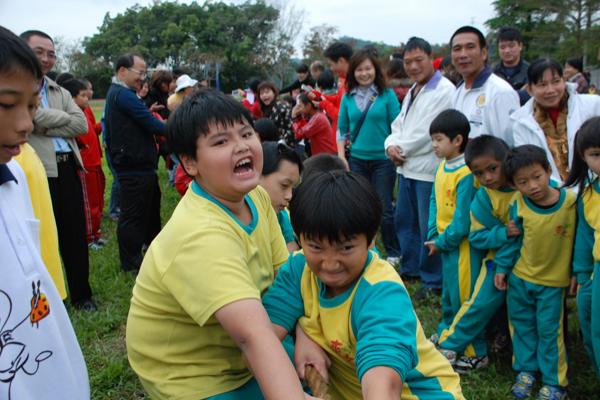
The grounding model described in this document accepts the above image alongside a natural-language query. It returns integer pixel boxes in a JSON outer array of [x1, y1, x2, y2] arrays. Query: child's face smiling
[[183, 121, 263, 204], [299, 234, 372, 299], [259, 160, 299, 214], [469, 155, 508, 190], [511, 163, 556, 204], [0, 68, 39, 164]]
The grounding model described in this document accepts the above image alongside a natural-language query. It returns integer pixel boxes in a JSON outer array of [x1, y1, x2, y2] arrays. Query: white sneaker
[[438, 347, 457, 366], [454, 355, 489, 374], [386, 256, 401, 266]]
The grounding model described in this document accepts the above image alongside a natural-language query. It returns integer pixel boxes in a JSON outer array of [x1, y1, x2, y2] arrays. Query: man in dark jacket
[[280, 64, 316, 95], [105, 52, 166, 272], [492, 27, 531, 106]]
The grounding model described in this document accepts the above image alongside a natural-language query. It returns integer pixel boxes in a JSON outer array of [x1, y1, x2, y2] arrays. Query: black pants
[[117, 173, 162, 272], [48, 155, 92, 304]]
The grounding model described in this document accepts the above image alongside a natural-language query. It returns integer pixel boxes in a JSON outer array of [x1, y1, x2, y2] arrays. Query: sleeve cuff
[[495, 226, 510, 245], [496, 267, 512, 276], [578, 272, 592, 285]]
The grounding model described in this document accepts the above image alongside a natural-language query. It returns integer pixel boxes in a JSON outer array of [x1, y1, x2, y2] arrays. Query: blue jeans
[[348, 157, 400, 257], [105, 149, 120, 218], [394, 175, 442, 289], [168, 154, 180, 187]]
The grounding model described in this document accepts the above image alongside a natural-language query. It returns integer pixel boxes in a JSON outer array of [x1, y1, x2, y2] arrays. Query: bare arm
[[215, 299, 307, 400], [361, 366, 403, 400]]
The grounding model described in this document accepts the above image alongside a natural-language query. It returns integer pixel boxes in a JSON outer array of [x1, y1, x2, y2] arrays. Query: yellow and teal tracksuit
[[573, 178, 600, 378], [439, 186, 515, 358], [427, 158, 483, 348], [263, 250, 465, 400], [495, 188, 576, 388]]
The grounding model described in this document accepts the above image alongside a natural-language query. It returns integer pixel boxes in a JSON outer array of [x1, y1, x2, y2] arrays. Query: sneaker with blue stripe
[[511, 372, 535, 398], [537, 385, 567, 400]]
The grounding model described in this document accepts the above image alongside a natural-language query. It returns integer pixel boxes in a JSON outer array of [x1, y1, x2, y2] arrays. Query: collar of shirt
[[40, 77, 49, 109], [456, 65, 492, 90], [112, 76, 132, 89], [349, 84, 378, 112], [0, 164, 17, 186], [445, 154, 466, 170], [424, 70, 444, 90]]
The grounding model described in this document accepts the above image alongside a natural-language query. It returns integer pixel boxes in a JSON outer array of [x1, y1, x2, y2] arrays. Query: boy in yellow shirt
[[495, 145, 576, 400], [263, 171, 464, 400], [126, 88, 315, 400]]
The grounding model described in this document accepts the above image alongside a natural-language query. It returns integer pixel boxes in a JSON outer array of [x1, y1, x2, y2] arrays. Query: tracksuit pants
[[507, 273, 568, 388], [578, 261, 600, 378], [78, 165, 104, 243]]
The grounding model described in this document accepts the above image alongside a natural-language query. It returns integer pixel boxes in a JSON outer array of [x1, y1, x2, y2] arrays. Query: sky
[[0, 0, 496, 51]]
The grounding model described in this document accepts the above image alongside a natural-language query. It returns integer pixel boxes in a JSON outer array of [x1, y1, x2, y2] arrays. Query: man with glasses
[[492, 27, 531, 106], [21, 30, 97, 311], [104, 52, 166, 273]]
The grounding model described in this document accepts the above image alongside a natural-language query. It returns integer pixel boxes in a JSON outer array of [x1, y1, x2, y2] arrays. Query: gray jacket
[[29, 77, 88, 177]]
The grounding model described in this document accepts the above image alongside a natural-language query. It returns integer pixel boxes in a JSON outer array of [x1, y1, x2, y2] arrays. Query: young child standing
[[259, 141, 302, 253], [0, 25, 89, 400], [563, 117, 600, 378], [292, 93, 336, 156], [425, 109, 483, 352], [125, 88, 314, 400], [262, 171, 465, 400], [61, 79, 105, 249], [437, 135, 516, 373], [495, 145, 576, 400]]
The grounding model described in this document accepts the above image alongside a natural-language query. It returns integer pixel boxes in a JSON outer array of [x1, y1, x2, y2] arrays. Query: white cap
[[175, 74, 198, 93]]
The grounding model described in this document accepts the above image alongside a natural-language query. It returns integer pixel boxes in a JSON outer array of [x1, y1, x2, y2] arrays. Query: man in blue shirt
[[104, 52, 166, 273]]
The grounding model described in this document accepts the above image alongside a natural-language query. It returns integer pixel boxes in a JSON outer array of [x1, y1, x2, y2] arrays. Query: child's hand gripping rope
[[305, 365, 332, 400]]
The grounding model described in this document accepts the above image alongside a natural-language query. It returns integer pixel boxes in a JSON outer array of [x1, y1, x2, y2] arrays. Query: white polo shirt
[[0, 160, 90, 400], [451, 66, 520, 147]]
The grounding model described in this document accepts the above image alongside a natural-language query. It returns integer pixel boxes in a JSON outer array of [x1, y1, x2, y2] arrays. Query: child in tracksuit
[[495, 145, 576, 400], [563, 118, 600, 378], [438, 135, 516, 373], [425, 110, 484, 357]]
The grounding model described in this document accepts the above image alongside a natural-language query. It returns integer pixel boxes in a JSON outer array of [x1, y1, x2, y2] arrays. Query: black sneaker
[[412, 288, 442, 301], [74, 299, 98, 312]]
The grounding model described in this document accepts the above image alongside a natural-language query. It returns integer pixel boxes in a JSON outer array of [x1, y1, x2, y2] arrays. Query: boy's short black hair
[[61, 79, 87, 98], [166, 88, 254, 161], [316, 69, 335, 91], [323, 42, 353, 63], [282, 95, 295, 107], [261, 142, 303, 177], [566, 57, 583, 73], [527, 58, 563, 86], [0, 26, 43, 80], [56, 72, 75, 87], [502, 145, 550, 185], [497, 27, 522, 44], [296, 64, 309, 74], [254, 118, 279, 142], [429, 109, 470, 153], [298, 93, 317, 109], [451, 26, 486, 49], [289, 170, 382, 245], [46, 70, 58, 81], [465, 135, 510, 168], [20, 30, 54, 44], [249, 78, 262, 93], [302, 153, 347, 182], [172, 67, 185, 77], [115, 51, 143, 73], [404, 37, 432, 56]]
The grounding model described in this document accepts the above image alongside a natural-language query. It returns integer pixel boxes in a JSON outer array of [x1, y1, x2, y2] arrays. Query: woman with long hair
[[257, 81, 299, 151], [337, 49, 402, 262]]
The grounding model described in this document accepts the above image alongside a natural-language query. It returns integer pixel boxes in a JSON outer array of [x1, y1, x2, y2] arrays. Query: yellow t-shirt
[[167, 91, 185, 106], [13, 143, 67, 299], [126, 182, 289, 400]]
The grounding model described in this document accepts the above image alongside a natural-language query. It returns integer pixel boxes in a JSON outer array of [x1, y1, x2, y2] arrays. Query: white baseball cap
[[175, 74, 198, 93]]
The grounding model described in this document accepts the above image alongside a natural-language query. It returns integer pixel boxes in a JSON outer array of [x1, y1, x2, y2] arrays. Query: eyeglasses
[[127, 67, 146, 76]]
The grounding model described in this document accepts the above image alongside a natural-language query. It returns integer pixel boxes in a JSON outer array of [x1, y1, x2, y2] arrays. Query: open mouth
[[234, 157, 254, 176], [2, 144, 23, 157]]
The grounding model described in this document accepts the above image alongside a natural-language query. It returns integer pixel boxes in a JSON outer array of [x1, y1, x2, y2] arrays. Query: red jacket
[[293, 112, 336, 155], [174, 163, 193, 197], [318, 76, 346, 136], [242, 94, 262, 119], [77, 110, 102, 168], [84, 106, 103, 159]]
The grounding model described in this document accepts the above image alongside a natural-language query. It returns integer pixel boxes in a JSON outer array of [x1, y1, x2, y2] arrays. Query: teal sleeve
[[386, 89, 401, 126], [262, 252, 306, 333], [337, 94, 350, 141], [494, 201, 524, 275], [436, 174, 476, 251], [351, 279, 418, 384], [573, 201, 595, 284], [277, 211, 295, 243], [469, 189, 509, 250], [427, 173, 439, 242]]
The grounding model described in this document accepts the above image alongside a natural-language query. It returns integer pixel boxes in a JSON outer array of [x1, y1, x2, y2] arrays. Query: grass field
[[72, 109, 600, 399]]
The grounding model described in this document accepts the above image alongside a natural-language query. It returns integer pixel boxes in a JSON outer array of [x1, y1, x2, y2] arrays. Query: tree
[[302, 24, 338, 63]]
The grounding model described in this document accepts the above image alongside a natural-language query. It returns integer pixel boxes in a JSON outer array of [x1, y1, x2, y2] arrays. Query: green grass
[[72, 112, 599, 398]]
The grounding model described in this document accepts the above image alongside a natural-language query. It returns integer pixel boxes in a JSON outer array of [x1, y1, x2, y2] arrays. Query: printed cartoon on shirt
[[0, 282, 53, 400]]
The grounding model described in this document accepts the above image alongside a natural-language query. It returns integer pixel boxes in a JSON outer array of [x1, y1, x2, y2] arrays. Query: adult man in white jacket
[[450, 26, 520, 147], [385, 37, 455, 300]]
